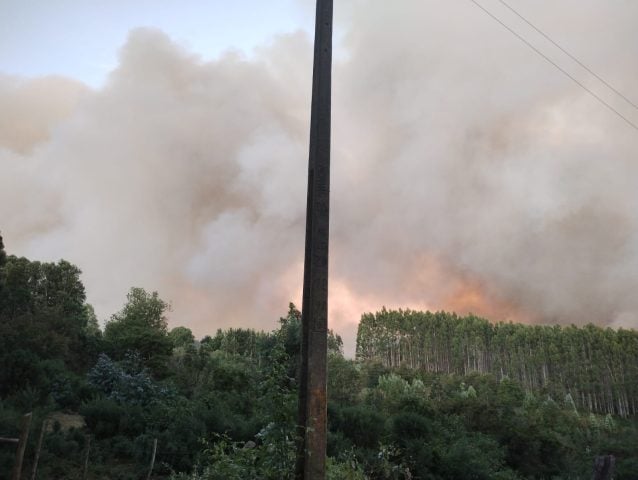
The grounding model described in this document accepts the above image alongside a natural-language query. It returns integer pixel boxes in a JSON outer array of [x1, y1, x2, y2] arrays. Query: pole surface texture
[[296, 0, 333, 479], [82, 435, 91, 480], [31, 420, 48, 480], [146, 438, 158, 480], [11, 412, 32, 480]]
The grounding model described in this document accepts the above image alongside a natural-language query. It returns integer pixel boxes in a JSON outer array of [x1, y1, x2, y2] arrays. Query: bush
[[332, 405, 385, 449], [81, 397, 124, 438]]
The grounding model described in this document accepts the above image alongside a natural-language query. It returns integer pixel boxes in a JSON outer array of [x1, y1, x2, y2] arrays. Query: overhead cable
[[469, 0, 638, 132], [497, 0, 638, 112]]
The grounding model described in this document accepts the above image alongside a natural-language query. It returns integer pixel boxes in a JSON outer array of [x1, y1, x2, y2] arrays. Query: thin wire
[[469, 0, 638, 132], [497, 0, 638, 112]]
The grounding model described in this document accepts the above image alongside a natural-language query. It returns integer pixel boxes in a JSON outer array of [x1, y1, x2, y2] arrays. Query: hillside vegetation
[[357, 309, 638, 416], [0, 235, 637, 479]]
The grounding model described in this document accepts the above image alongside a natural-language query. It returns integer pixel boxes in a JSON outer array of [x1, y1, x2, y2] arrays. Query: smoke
[[2, 1, 638, 355], [329, 0, 638, 336], [0, 75, 89, 154]]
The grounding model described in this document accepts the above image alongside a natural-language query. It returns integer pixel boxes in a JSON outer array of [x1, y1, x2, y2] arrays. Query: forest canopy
[[0, 236, 636, 479], [357, 308, 638, 416]]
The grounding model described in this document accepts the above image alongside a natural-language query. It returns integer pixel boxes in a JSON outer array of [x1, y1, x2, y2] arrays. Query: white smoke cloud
[[2, 1, 638, 355]]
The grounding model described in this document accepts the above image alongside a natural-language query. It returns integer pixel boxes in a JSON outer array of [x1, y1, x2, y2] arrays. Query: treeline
[[356, 309, 638, 416], [2, 234, 638, 479]]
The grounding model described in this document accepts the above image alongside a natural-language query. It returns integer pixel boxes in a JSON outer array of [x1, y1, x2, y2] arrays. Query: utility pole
[[593, 455, 615, 480], [82, 435, 91, 480], [146, 438, 158, 480], [296, 0, 333, 479], [11, 412, 32, 480], [31, 420, 48, 480]]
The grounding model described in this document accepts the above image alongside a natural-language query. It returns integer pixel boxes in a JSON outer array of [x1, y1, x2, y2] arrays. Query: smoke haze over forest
[[2, 0, 638, 354]]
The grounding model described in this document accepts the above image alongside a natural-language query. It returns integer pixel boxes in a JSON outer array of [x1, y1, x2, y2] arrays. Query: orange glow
[[164, 252, 533, 357], [440, 279, 532, 324]]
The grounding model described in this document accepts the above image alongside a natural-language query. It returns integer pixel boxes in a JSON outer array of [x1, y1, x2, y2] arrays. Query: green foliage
[[81, 397, 126, 438], [332, 404, 385, 450], [169, 326, 196, 348], [87, 353, 170, 405], [0, 253, 97, 401], [277, 302, 346, 381], [168, 326, 299, 480], [174, 430, 295, 480], [357, 308, 638, 417], [326, 451, 367, 480], [104, 287, 173, 376], [328, 355, 363, 404], [84, 304, 101, 337], [392, 411, 431, 440], [2, 242, 638, 479]]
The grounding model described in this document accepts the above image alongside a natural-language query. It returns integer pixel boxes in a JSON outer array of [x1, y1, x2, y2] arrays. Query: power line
[[496, 0, 638, 112], [469, 0, 638, 132]]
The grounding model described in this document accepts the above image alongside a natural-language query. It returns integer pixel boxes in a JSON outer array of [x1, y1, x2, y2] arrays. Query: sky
[[0, 0, 313, 86], [1, 0, 638, 356]]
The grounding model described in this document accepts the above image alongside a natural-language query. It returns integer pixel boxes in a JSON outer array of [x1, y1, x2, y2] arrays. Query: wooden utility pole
[[30, 420, 48, 480], [82, 435, 91, 480], [593, 455, 615, 480], [296, 0, 333, 479], [11, 412, 32, 480], [146, 438, 157, 480]]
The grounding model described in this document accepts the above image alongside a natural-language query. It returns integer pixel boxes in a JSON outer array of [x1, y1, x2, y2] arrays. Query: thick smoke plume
[[2, 0, 637, 354]]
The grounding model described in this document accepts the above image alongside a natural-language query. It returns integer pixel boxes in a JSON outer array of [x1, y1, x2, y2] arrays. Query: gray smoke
[[2, 0, 637, 355]]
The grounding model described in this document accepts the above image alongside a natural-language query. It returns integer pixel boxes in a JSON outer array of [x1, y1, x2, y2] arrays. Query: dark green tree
[[169, 326, 195, 348], [0, 251, 93, 397], [103, 287, 173, 376]]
